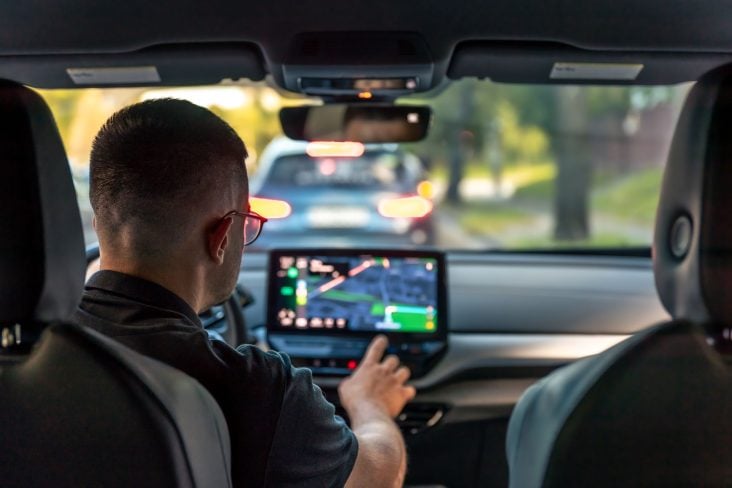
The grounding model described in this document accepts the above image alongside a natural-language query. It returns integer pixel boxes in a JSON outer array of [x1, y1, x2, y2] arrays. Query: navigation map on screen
[[271, 254, 438, 333]]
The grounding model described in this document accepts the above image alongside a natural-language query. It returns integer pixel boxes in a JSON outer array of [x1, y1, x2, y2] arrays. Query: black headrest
[[655, 64, 732, 325], [0, 81, 85, 327]]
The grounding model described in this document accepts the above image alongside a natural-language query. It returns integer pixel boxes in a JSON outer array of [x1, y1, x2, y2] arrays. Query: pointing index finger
[[362, 335, 388, 365]]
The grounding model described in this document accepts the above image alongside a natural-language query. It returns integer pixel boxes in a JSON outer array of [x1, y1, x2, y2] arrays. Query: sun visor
[[0, 43, 266, 89], [448, 42, 732, 85]]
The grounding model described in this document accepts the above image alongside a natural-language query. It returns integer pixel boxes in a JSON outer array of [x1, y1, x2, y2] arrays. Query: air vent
[[396, 403, 446, 435], [334, 402, 446, 435]]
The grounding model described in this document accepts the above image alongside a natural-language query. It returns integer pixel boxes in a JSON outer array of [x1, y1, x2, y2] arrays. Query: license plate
[[307, 206, 370, 228]]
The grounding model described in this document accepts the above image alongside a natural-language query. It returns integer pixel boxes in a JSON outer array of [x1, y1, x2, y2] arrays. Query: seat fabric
[[508, 64, 732, 487], [0, 80, 232, 487]]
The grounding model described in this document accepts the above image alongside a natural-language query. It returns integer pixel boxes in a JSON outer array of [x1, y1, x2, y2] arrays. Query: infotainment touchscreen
[[267, 249, 446, 338]]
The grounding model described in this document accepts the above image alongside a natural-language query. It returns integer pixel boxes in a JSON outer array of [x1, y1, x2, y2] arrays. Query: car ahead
[[249, 137, 435, 248]]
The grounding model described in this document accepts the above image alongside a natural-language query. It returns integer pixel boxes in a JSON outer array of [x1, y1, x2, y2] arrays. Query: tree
[[445, 81, 476, 202], [553, 86, 591, 240]]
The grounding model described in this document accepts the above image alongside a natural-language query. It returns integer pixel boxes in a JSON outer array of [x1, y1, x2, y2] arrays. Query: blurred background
[[38, 79, 690, 250]]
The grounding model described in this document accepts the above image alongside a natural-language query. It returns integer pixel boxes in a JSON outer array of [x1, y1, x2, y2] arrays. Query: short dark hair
[[90, 98, 248, 255]]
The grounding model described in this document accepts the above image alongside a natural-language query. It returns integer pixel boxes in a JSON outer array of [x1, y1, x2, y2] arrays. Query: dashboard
[[221, 250, 669, 487]]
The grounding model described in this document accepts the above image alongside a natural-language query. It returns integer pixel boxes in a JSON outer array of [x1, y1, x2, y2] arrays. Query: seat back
[[2, 324, 233, 487], [0, 80, 232, 487], [542, 320, 732, 487], [509, 65, 732, 487]]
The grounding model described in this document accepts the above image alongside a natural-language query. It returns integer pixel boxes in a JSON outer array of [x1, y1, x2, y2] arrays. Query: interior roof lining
[[1, 40, 732, 90]]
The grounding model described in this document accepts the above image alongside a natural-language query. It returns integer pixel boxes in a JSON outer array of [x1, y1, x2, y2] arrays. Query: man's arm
[[339, 336, 416, 488]]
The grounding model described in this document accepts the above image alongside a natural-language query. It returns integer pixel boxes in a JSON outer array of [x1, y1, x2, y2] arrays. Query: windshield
[[39, 79, 690, 252]]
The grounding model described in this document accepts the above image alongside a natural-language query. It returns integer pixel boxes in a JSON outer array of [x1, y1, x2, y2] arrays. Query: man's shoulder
[[211, 341, 295, 385], [80, 270, 204, 329]]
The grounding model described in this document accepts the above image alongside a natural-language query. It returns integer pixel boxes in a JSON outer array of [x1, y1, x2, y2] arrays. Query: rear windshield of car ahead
[[265, 152, 415, 190]]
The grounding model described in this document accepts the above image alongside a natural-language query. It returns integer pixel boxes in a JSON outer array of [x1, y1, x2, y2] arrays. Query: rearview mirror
[[279, 104, 431, 143]]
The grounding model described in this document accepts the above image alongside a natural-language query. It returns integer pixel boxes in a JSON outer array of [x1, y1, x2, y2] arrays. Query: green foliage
[[513, 177, 554, 202], [36, 81, 679, 251], [495, 101, 550, 164], [404, 79, 553, 172], [585, 86, 631, 117], [592, 167, 664, 225], [445, 202, 537, 235], [208, 95, 284, 173], [36, 86, 290, 173], [37, 89, 78, 143]]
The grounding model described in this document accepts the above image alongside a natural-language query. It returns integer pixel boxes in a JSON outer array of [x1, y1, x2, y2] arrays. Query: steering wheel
[[84, 244, 251, 346]]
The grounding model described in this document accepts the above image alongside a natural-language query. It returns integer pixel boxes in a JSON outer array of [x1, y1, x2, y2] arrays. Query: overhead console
[[278, 32, 437, 99], [266, 249, 448, 378]]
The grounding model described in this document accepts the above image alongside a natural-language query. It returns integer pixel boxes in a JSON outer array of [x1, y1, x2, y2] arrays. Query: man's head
[[90, 98, 249, 310]]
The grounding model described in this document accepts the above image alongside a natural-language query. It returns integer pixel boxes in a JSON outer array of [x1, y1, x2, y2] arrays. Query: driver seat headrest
[[655, 64, 732, 326], [0, 81, 85, 334]]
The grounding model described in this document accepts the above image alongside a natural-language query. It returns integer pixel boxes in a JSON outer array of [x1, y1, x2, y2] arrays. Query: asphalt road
[[432, 208, 496, 250]]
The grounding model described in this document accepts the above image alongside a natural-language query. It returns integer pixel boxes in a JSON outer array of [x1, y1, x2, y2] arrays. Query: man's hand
[[340, 336, 416, 488], [339, 335, 416, 419]]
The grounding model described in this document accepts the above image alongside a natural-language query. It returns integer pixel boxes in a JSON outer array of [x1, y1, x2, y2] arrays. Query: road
[[432, 209, 497, 249], [80, 204, 494, 250]]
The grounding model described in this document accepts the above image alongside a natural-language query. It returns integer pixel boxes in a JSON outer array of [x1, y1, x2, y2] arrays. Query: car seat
[[0, 80, 232, 488], [507, 64, 732, 487]]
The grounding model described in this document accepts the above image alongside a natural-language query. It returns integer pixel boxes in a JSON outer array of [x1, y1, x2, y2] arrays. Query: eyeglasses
[[222, 210, 268, 246]]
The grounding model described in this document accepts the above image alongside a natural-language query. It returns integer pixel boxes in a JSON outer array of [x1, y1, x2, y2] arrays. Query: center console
[[266, 248, 448, 378]]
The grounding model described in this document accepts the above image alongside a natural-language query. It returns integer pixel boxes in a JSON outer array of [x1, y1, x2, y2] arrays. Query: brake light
[[378, 196, 433, 219], [306, 141, 365, 158], [250, 197, 292, 219]]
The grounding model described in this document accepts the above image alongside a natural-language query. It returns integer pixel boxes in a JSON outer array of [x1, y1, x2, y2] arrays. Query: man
[[73, 98, 415, 487]]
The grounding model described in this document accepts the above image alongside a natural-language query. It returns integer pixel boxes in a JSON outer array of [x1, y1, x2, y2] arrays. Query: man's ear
[[208, 216, 234, 265], [92, 214, 97, 231]]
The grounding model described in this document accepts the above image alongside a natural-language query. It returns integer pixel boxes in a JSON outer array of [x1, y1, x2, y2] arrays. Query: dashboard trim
[[313, 332, 630, 390]]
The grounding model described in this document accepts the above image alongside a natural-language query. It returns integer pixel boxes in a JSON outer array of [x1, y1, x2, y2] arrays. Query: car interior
[[2, 1, 732, 487], [0, 81, 232, 487]]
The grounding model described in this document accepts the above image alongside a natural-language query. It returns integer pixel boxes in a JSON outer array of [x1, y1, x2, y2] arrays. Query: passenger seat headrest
[[655, 64, 732, 325], [0, 80, 85, 328]]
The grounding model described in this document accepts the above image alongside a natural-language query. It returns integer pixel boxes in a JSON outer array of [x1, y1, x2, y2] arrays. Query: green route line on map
[[390, 310, 431, 331], [322, 290, 430, 316], [320, 289, 434, 332]]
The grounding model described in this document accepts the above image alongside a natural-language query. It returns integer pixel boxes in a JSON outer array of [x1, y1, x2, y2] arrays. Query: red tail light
[[250, 197, 292, 219], [378, 196, 433, 219]]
